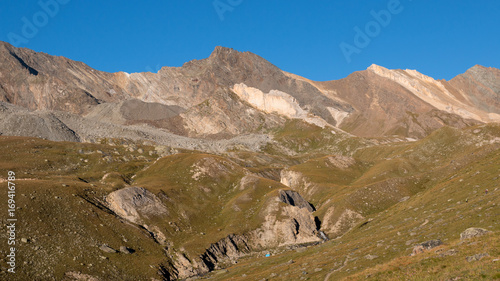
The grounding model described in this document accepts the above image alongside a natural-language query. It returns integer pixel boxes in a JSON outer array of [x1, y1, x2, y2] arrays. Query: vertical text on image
[[6, 170, 17, 274]]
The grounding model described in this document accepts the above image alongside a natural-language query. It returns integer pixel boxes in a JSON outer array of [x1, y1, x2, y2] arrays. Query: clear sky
[[1, 0, 499, 81]]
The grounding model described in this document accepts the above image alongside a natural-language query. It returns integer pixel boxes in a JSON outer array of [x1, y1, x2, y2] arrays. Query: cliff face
[[0, 42, 127, 114]]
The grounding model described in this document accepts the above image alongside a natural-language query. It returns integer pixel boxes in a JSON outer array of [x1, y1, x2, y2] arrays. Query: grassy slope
[[0, 138, 296, 279], [0, 123, 498, 280], [0, 137, 166, 280], [132, 153, 290, 258]]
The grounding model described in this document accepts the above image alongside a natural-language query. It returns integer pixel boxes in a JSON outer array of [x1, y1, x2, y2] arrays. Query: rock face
[[449, 65, 500, 115], [168, 196, 321, 279], [278, 190, 315, 212], [232, 83, 306, 118], [367, 65, 500, 123], [232, 83, 333, 128], [199, 234, 250, 271], [316, 66, 483, 138], [104, 182, 321, 280], [106, 186, 168, 224], [106, 186, 169, 245], [0, 42, 117, 114], [250, 198, 321, 248]]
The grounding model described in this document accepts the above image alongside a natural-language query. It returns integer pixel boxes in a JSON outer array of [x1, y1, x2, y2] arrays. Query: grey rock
[[364, 254, 378, 260], [106, 186, 168, 225], [466, 253, 489, 262], [278, 190, 315, 212], [99, 245, 117, 253], [411, 239, 442, 256], [438, 249, 458, 257], [119, 246, 133, 254]]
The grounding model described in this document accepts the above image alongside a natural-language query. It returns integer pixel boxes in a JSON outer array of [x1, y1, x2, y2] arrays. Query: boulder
[[119, 246, 133, 254], [99, 245, 117, 253], [106, 186, 168, 224], [411, 239, 443, 256]]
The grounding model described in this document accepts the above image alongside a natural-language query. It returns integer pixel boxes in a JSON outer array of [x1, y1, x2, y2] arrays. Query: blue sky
[[1, 0, 499, 81]]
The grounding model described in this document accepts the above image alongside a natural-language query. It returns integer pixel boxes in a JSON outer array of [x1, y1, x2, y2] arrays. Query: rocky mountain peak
[[366, 63, 386, 71], [467, 64, 489, 73], [209, 46, 240, 58], [463, 64, 500, 81]]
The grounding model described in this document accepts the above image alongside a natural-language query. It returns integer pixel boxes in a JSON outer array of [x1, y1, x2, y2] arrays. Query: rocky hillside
[[0, 124, 498, 280], [0, 42, 499, 280]]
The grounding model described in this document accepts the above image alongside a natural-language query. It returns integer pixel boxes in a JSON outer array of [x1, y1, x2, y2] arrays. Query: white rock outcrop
[[232, 83, 334, 128], [250, 197, 321, 248], [368, 64, 500, 123], [106, 186, 168, 224], [232, 83, 305, 118]]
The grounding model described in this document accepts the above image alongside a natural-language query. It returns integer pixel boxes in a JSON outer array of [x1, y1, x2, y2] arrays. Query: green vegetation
[[203, 124, 500, 280], [1, 123, 498, 280]]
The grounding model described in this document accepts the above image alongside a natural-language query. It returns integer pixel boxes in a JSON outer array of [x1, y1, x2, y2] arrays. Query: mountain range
[[1, 41, 499, 144]]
